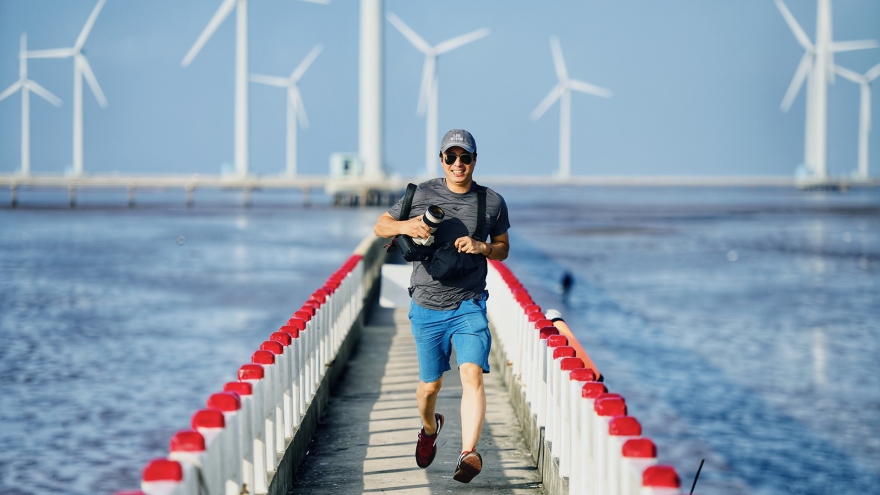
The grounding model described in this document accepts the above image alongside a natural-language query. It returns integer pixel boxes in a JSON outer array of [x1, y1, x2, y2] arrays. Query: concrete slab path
[[288, 306, 545, 494]]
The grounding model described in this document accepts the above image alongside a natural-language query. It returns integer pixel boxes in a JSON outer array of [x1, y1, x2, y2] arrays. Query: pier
[[6, 172, 878, 208], [122, 235, 686, 495]]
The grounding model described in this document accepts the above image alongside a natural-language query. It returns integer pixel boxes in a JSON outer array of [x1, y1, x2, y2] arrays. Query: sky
[[1, 0, 880, 179]]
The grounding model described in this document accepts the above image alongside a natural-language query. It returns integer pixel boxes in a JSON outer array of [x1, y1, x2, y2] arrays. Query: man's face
[[441, 146, 476, 188]]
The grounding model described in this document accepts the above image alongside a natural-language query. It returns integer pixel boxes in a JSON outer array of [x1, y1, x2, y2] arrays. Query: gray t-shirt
[[387, 178, 510, 310]]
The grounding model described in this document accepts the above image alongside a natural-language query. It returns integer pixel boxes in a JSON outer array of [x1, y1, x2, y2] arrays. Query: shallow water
[[503, 186, 880, 494], [0, 187, 878, 494]]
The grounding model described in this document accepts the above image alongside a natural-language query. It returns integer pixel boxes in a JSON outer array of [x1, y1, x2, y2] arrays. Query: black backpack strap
[[399, 183, 417, 220], [474, 184, 486, 240]]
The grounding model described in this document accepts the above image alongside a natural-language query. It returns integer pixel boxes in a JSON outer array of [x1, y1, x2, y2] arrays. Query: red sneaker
[[414, 412, 444, 468], [453, 450, 482, 483]]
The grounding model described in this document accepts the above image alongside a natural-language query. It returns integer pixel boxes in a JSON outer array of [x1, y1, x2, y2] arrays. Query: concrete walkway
[[289, 306, 545, 494]]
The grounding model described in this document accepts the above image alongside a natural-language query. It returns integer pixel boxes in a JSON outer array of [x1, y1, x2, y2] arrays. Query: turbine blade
[[291, 86, 309, 129], [249, 74, 288, 87], [781, 51, 812, 112], [75, 0, 107, 51], [416, 56, 434, 116], [25, 80, 63, 106], [299, 0, 330, 4], [434, 28, 491, 55], [27, 48, 76, 59], [0, 81, 23, 102], [774, 0, 813, 51], [831, 40, 879, 53], [290, 44, 323, 82], [833, 65, 865, 84], [865, 62, 880, 83], [386, 13, 432, 54], [79, 56, 108, 107], [568, 79, 613, 98], [182, 0, 237, 67], [530, 84, 565, 121], [862, 85, 871, 131], [549, 36, 568, 81], [19, 33, 27, 59]]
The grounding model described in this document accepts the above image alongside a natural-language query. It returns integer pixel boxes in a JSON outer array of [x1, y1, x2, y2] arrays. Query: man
[[373, 129, 510, 483]]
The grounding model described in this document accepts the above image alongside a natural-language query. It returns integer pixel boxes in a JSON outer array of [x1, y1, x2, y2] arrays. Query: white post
[[425, 76, 438, 177], [235, 0, 249, 176], [858, 83, 870, 178], [559, 88, 571, 179], [359, 0, 384, 179], [805, 0, 831, 178], [21, 82, 30, 175], [73, 58, 83, 176], [286, 96, 297, 176]]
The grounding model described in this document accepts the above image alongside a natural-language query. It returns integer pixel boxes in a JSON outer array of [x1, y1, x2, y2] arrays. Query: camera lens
[[423, 205, 444, 227]]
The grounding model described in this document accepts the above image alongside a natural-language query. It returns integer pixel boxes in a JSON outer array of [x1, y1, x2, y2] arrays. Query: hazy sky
[[1, 0, 879, 178]]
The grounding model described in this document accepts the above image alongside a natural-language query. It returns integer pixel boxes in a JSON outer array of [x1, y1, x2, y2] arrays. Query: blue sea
[[1, 186, 878, 494]]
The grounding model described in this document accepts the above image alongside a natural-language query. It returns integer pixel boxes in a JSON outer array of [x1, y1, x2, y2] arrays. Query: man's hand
[[454, 236, 488, 255], [374, 212, 431, 239], [400, 216, 431, 240]]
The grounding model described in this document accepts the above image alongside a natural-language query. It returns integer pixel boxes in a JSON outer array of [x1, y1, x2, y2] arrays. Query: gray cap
[[439, 129, 477, 154]]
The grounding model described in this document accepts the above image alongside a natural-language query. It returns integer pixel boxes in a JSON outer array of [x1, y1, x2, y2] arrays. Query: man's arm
[[453, 231, 509, 261], [373, 211, 432, 240]]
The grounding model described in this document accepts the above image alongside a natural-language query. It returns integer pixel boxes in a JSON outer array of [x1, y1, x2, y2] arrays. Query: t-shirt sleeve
[[490, 195, 510, 237], [386, 191, 407, 220]]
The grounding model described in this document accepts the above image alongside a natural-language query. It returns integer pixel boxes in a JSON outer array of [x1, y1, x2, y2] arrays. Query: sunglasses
[[443, 152, 474, 165]]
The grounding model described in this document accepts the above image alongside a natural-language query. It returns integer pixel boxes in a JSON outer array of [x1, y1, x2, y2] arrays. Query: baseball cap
[[439, 129, 477, 154]]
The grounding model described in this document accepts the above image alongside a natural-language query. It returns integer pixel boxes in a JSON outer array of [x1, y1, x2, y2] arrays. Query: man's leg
[[459, 363, 486, 451], [417, 377, 443, 434]]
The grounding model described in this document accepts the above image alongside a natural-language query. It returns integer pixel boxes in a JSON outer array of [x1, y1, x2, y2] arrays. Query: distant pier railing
[[116, 235, 688, 495], [7, 172, 875, 208]]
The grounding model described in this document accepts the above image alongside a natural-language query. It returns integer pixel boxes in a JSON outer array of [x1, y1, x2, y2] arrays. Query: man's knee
[[418, 379, 442, 397], [459, 363, 485, 388]]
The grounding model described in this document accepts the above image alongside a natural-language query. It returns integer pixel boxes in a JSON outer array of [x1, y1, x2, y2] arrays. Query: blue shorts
[[408, 293, 492, 383]]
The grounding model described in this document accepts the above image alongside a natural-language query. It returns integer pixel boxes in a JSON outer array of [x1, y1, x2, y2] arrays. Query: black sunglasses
[[443, 152, 474, 165]]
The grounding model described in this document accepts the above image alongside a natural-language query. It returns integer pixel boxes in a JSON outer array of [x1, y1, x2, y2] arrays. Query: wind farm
[[530, 36, 612, 180], [1, 1, 879, 207], [387, 12, 490, 178], [774, 0, 878, 187], [24, 0, 108, 177], [250, 44, 323, 177], [0, 34, 62, 176]]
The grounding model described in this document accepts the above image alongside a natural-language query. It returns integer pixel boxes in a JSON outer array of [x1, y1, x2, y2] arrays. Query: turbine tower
[[834, 63, 880, 179], [250, 45, 323, 177], [530, 36, 611, 179], [0, 34, 62, 176], [182, 0, 251, 177], [386, 13, 489, 178], [27, 0, 107, 177], [359, 0, 383, 179], [774, 0, 877, 180]]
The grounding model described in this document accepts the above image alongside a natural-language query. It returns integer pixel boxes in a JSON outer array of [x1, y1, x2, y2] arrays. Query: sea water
[[0, 187, 877, 494]]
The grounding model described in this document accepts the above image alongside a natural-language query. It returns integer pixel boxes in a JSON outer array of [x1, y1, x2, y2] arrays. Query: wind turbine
[[530, 36, 611, 180], [182, 0, 327, 177], [774, 0, 877, 180], [834, 63, 880, 180], [250, 45, 323, 177], [27, 0, 108, 177], [386, 13, 489, 177], [182, 0, 250, 177], [0, 34, 63, 176]]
